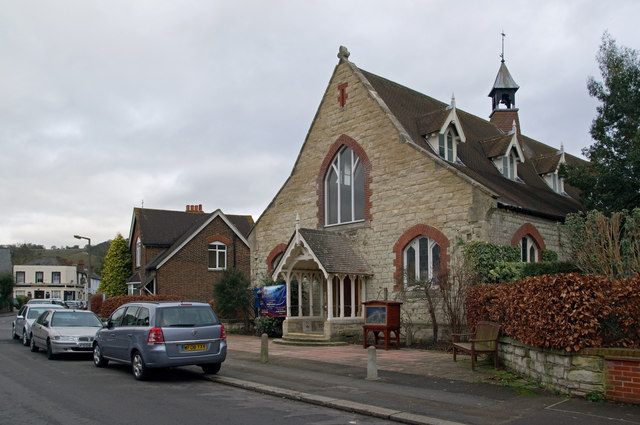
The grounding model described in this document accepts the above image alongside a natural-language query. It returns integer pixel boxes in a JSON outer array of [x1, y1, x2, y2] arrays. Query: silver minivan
[[93, 301, 226, 380]]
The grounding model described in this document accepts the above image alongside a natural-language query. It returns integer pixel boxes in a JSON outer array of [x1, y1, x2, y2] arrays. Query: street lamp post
[[74, 234, 91, 311]]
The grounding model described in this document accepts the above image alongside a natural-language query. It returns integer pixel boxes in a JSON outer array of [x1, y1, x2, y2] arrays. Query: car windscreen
[[27, 307, 56, 319], [156, 306, 220, 327], [50, 312, 103, 327]]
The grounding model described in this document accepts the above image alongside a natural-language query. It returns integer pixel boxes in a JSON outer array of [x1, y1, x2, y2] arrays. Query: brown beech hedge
[[96, 294, 184, 318], [466, 273, 640, 351]]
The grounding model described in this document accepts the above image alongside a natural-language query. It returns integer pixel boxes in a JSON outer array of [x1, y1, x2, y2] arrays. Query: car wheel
[[93, 344, 109, 367], [29, 336, 39, 352], [46, 340, 56, 360], [132, 351, 149, 381], [11, 325, 18, 340], [22, 329, 29, 346], [201, 363, 221, 375]]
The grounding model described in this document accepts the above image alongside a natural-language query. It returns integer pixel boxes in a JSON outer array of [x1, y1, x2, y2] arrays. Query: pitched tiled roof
[[480, 134, 513, 159], [532, 152, 562, 175], [358, 68, 584, 219], [134, 208, 254, 271], [134, 208, 253, 248], [135, 208, 209, 247], [299, 228, 372, 275]]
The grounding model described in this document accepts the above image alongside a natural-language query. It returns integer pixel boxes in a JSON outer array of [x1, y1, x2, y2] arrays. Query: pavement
[[210, 334, 640, 425]]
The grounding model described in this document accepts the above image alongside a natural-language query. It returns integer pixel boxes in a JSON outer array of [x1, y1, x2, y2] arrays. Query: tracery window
[[403, 236, 441, 285], [325, 146, 364, 226]]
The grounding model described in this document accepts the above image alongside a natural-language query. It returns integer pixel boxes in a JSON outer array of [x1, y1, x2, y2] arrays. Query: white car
[[30, 309, 103, 359], [12, 304, 66, 346]]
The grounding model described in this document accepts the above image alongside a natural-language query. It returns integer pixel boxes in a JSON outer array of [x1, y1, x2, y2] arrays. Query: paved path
[[210, 334, 640, 425]]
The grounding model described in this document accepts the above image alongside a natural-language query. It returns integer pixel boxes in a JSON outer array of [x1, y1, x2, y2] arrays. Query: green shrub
[[254, 316, 284, 337], [464, 242, 520, 283], [541, 249, 558, 262]]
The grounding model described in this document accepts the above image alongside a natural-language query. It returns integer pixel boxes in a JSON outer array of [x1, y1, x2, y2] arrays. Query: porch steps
[[273, 332, 348, 346]]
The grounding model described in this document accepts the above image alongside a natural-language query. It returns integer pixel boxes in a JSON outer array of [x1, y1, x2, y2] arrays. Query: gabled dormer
[[417, 95, 466, 163], [480, 120, 525, 181], [532, 147, 567, 194]]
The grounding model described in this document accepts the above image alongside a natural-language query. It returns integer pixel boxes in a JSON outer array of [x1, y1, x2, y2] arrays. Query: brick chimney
[[185, 204, 204, 213]]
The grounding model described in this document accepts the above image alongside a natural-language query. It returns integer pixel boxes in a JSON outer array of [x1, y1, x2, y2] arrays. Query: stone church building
[[247, 46, 583, 342]]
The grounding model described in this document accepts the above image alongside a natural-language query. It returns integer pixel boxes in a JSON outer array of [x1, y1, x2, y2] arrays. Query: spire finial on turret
[[500, 31, 506, 63]]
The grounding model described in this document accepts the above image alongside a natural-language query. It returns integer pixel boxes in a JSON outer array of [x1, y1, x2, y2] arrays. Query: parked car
[[64, 300, 83, 309], [12, 304, 67, 346], [27, 298, 65, 306], [93, 301, 226, 380], [29, 309, 103, 359]]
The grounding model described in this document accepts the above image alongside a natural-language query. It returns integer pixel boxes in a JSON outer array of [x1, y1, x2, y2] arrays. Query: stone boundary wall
[[499, 337, 640, 404]]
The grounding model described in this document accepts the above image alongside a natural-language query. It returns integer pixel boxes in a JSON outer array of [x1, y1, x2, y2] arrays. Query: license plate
[[182, 344, 206, 352], [79, 343, 91, 348]]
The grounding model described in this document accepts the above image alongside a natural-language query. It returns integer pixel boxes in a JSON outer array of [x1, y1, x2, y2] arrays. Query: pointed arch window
[[520, 235, 539, 263], [438, 128, 457, 162], [135, 237, 142, 268], [501, 148, 518, 180], [325, 146, 364, 226], [403, 236, 441, 285]]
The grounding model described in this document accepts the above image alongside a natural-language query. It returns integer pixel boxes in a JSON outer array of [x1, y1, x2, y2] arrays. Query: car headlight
[[53, 335, 78, 342]]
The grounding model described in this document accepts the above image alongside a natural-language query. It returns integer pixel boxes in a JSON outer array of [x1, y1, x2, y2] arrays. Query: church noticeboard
[[362, 300, 402, 349]]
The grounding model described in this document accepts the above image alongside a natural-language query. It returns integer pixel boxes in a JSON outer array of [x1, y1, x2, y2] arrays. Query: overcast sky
[[1, 1, 639, 248]]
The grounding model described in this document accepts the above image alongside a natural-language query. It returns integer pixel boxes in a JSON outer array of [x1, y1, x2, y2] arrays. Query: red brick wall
[[606, 356, 640, 404], [155, 216, 251, 302]]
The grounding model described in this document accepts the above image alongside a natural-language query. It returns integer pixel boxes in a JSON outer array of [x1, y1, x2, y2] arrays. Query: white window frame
[[208, 242, 227, 270], [324, 146, 365, 226], [136, 237, 142, 268], [438, 128, 457, 162], [520, 235, 539, 263], [403, 236, 441, 286]]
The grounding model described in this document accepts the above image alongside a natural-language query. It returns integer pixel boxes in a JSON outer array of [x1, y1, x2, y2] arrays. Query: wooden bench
[[452, 321, 500, 370]]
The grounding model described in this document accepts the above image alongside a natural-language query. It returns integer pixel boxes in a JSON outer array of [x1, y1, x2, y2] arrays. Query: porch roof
[[273, 227, 373, 280], [297, 228, 373, 276]]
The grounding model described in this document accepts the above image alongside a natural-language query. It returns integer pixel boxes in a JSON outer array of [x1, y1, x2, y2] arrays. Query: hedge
[[96, 294, 184, 318], [466, 273, 640, 351]]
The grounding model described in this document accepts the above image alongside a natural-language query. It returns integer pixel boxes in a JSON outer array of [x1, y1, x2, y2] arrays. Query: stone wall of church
[[487, 208, 569, 260]]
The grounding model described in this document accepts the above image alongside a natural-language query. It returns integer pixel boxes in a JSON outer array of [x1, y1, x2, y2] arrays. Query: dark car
[[93, 301, 226, 380]]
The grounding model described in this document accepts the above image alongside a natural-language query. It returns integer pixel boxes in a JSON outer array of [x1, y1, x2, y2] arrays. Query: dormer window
[[501, 149, 518, 180], [439, 129, 456, 162]]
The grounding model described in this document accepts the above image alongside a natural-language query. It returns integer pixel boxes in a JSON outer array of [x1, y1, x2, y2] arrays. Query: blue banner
[[256, 285, 286, 317]]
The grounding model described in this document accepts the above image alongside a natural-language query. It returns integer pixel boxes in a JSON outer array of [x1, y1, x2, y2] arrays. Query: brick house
[[248, 46, 585, 341], [127, 205, 253, 301]]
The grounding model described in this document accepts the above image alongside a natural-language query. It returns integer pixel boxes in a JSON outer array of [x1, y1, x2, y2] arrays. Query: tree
[[212, 268, 254, 329], [98, 234, 132, 296], [0, 273, 15, 311], [562, 33, 640, 214]]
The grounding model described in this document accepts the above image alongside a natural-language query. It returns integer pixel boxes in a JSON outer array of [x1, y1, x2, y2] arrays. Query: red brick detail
[[266, 243, 287, 275], [511, 223, 546, 261], [338, 82, 348, 107], [392, 224, 450, 291], [206, 234, 230, 245], [316, 134, 372, 228], [489, 109, 521, 136], [606, 357, 640, 404]]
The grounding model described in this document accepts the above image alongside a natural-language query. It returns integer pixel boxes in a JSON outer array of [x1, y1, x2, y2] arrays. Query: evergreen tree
[[0, 273, 15, 310], [98, 233, 132, 296], [212, 268, 254, 329], [562, 33, 640, 214]]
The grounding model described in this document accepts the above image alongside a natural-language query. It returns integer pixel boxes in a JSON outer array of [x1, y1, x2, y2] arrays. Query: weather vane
[[501, 31, 506, 63]]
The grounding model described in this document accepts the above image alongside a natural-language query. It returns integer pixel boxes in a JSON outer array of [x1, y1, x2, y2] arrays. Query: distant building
[[13, 258, 88, 301]]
